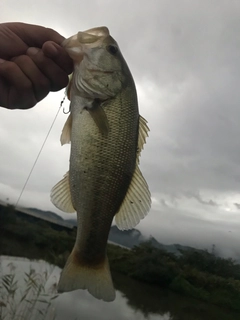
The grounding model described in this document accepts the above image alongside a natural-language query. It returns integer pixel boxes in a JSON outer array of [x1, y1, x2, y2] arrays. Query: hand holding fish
[[0, 22, 73, 109]]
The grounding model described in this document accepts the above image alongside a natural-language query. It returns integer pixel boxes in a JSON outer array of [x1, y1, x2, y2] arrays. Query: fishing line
[[15, 96, 66, 207]]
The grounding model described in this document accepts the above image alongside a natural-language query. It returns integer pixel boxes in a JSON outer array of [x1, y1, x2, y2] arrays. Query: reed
[[0, 260, 58, 320]]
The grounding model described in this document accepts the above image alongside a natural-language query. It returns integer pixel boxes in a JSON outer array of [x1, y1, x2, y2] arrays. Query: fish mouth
[[62, 27, 110, 61], [61, 34, 84, 61], [82, 26, 110, 38], [77, 27, 109, 44]]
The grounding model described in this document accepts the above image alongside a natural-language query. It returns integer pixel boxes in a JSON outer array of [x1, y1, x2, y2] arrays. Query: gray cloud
[[184, 191, 218, 207], [234, 203, 240, 210], [1, 0, 240, 257], [138, 207, 240, 260], [160, 199, 168, 207]]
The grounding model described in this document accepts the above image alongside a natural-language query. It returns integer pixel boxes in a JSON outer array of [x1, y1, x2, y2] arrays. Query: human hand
[[0, 22, 73, 109]]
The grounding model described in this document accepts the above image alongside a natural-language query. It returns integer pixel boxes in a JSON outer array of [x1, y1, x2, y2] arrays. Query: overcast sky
[[1, 0, 240, 257]]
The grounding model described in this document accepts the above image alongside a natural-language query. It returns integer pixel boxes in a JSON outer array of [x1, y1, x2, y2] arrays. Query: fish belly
[[70, 96, 138, 264]]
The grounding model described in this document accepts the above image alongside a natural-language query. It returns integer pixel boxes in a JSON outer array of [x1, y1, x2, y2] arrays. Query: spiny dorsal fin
[[137, 115, 149, 159], [60, 113, 72, 145], [115, 165, 151, 230], [114, 115, 151, 230], [50, 172, 75, 213]]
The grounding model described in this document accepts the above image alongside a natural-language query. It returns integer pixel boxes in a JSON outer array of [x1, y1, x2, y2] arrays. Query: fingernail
[[27, 47, 40, 55], [0, 58, 5, 64]]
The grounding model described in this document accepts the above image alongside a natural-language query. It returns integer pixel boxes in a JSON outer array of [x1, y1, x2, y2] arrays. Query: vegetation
[[0, 205, 76, 268], [0, 261, 58, 320], [1, 205, 240, 312], [108, 241, 240, 311]]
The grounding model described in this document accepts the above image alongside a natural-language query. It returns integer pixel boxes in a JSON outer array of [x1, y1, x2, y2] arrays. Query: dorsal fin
[[115, 115, 151, 230], [137, 115, 149, 159], [115, 165, 151, 230]]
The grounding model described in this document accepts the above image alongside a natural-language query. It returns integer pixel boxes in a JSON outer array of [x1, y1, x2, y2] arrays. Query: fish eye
[[107, 45, 118, 55]]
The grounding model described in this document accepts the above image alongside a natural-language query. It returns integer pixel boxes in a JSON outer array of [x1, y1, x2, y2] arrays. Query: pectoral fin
[[88, 100, 109, 137], [115, 165, 151, 230], [50, 172, 75, 213]]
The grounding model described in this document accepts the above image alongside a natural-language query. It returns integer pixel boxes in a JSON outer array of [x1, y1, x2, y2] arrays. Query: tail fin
[[57, 250, 115, 302]]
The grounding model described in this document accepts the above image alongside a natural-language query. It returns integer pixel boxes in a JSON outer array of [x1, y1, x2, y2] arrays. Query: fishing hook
[[60, 95, 71, 114], [63, 105, 71, 114]]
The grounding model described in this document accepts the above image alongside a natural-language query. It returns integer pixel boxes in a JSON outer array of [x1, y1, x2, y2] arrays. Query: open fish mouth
[[62, 26, 110, 54]]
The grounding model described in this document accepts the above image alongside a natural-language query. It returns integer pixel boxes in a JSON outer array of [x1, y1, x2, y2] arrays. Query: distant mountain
[[158, 242, 194, 256], [65, 218, 78, 226], [27, 208, 64, 221], [64, 219, 195, 255], [108, 225, 193, 255], [109, 226, 145, 248], [20, 207, 199, 256]]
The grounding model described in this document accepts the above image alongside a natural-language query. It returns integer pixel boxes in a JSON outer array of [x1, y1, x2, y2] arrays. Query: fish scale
[[70, 87, 138, 264], [50, 26, 151, 302]]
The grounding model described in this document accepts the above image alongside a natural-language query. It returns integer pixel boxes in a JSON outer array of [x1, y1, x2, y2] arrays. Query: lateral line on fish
[[15, 100, 65, 208]]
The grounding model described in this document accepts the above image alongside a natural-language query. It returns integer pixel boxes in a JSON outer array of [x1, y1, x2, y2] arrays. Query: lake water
[[0, 256, 239, 320]]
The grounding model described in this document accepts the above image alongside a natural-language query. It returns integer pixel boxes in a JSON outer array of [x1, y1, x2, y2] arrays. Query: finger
[[42, 41, 73, 74], [12, 55, 51, 102], [0, 60, 37, 109], [27, 47, 69, 91], [4, 22, 65, 47]]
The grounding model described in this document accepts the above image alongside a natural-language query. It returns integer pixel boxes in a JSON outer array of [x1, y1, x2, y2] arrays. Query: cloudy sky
[[1, 0, 240, 257]]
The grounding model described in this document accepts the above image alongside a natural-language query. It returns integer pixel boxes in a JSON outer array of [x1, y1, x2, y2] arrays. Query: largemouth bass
[[51, 26, 151, 302]]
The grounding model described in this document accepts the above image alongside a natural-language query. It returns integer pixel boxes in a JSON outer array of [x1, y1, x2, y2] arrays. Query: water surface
[[0, 256, 238, 320]]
